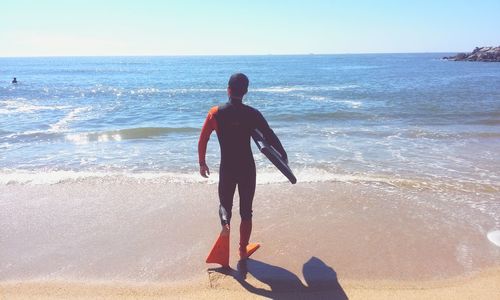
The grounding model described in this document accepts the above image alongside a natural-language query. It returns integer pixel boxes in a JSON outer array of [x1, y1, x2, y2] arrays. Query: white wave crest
[[253, 85, 359, 93], [49, 107, 91, 133], [1, 169, 497, 196], [0, 168, 432, 186], [0, 99, 70, 115]]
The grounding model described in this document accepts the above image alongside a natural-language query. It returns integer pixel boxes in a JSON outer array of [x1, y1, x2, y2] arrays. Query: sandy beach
[[1, 178, 499, 299], [1, 268, 500, 299]]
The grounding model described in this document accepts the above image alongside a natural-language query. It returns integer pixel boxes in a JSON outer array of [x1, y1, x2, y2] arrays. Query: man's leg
[[237, 169, 258, 259], [206, 169, 237, 267], [218, 171, 237, 226]]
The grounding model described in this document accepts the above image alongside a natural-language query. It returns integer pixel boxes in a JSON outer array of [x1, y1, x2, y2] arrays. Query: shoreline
[[1, 267, 500, 299]]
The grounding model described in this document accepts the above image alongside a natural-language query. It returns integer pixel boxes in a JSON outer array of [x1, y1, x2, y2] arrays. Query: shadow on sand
[[208, 257, 348, 299]]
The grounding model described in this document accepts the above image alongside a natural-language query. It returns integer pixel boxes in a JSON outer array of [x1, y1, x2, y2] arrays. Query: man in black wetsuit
[[198, 73, 287, 267]]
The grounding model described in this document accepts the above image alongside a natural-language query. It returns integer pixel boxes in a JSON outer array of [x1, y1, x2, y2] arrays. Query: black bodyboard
[[251, 129, 297, 184]]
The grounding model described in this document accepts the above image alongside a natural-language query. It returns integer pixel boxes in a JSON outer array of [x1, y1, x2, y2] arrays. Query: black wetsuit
[[199, 98, 287, 226]]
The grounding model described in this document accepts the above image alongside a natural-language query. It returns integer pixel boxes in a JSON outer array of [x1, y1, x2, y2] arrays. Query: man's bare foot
[[239, 247, 246, 260]]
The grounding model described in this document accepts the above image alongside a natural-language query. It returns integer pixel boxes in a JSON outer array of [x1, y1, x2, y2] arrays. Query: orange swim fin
[[239, 220, 260, 260], [240, 243, 260, 260], [206, 230, 230, 267]]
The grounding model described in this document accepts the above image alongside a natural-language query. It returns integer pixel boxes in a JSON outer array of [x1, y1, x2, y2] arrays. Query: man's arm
[[198, 106, 218, 177], [255, 110, 288, 163]]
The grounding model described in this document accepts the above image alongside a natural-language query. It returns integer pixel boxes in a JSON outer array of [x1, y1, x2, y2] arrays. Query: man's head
[[227, 73, 249, 99]]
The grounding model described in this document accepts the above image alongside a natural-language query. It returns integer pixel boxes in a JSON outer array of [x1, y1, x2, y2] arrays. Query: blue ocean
[[1, 54, 499, 196]]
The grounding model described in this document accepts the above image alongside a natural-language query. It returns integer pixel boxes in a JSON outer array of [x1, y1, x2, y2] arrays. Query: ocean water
[[1, 54, 499, 198]]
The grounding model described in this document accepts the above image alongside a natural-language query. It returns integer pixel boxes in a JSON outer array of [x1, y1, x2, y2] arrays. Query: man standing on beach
[[198, 73, 287, 267]]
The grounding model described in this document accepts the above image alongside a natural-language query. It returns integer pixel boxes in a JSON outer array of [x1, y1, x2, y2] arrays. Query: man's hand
[[200, 163, 210, 178]]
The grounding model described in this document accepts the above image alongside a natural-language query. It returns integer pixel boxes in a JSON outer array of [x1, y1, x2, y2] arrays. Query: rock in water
[[443, 46, 500, 62]]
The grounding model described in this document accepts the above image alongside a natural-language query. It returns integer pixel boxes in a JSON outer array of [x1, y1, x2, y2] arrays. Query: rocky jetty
[[443, 46, 500, 62]]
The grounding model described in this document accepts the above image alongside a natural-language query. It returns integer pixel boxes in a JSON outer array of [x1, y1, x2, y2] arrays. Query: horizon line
[[0, 51, 462, 59]]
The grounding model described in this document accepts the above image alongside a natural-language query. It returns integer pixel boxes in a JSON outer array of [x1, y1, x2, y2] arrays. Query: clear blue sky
[[1, 0, 499, 56]]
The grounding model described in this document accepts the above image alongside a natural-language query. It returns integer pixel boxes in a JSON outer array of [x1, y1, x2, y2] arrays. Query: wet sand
[[1, 179, 499, 298]]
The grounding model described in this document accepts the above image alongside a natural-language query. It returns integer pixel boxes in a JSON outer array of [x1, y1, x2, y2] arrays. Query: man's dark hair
[[228, 73, 249, 98]]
